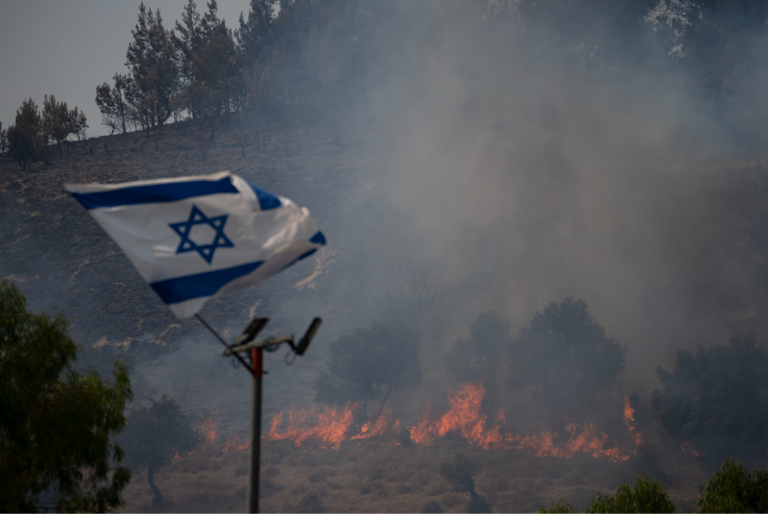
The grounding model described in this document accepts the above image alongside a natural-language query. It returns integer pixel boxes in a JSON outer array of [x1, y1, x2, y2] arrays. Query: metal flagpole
[[195, 314, 322, 514], [247, 347, 262, 513]]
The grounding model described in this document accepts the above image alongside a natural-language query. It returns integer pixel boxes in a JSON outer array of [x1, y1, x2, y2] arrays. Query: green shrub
[[699, 459, 768, 513], [539, 474, 676, 513]]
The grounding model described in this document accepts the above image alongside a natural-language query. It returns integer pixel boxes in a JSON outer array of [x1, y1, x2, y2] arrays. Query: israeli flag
[[65, 171, 326, 318]]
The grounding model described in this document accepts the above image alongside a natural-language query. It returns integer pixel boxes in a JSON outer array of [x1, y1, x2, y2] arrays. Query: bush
[[653, 334, 768, 469], [539, 474, 675, 513], [699, 459, 768, 513]]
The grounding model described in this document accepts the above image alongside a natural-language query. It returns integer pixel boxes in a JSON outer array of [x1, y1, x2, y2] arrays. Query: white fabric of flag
[[65, 171, 326, 318]]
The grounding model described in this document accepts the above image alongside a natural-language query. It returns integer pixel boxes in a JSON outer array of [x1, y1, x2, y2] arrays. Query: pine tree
[[70, 107, 88, 141], [95, 74, 130, 134], [175, 1, 244, 124], [42, 95, 71, 156], [0, 122, 6, 154], [125, 3, 180, 136], [172, 0, 204, 118], [6, 98, 44, 170], [237, 0, 278, 117]]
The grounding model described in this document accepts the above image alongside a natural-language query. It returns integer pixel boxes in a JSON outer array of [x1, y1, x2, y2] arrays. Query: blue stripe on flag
[[276, 233, 326, 274], [248, 183, 282, 210], [71, 176, 239, 210], [150, 261, 263, 305], [310, 231, 326, 245]]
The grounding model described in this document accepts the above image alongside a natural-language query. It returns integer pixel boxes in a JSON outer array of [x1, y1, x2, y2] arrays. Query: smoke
[[321, 1, 766, 394], [6, 0, 767, 458]]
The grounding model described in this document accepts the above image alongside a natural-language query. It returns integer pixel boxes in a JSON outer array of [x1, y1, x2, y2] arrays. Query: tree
[[539, 474, 676, 513], [699, 459, 768, 513], [445, 311, 511, 384], [652, 334, 768, 470], [42, 95, 86, 155], [125, 3, 180, 137], [42, 94, 70, 155], [172, 0, 205, 119], [313, 321, 422, 419], [0, 281, 132, 512], [445, 311, 511, 414], [118, 395, 200, 507], [96, 74, 131, 135], [0, 122, 7, 154], [509, 298, 626, 424], [6, 98, 44, 169], [70, 107, 88, 141], [237, 0, 278, 118], [179, 1, 244, 124]]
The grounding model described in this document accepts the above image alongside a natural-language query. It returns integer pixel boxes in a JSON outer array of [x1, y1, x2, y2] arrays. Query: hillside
[[2, 120, 767, 513], [0, 120, 394, 432]]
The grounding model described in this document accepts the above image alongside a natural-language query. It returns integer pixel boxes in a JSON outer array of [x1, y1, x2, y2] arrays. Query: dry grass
[[117, 433, 707, 513]]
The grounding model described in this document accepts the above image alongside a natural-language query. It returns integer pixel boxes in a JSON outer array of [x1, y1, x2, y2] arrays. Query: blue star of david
[[169, 205, 234, 264]]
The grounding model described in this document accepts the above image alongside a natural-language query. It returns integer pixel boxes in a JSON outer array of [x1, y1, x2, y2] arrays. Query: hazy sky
[[0, 0, 250, 137]]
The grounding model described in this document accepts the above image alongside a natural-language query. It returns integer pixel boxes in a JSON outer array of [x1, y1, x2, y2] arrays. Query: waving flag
[[65, 171, 326, 318]]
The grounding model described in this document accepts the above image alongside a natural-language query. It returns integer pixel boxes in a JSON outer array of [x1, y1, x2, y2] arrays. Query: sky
[[0, 0, 250, 137]]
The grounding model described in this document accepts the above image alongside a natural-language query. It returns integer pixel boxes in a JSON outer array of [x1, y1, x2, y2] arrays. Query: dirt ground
[[118, 435, 708, 513]]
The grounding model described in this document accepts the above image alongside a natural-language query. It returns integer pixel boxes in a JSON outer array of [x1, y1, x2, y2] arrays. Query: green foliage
[[509, 298, 625, 421], [0, 281, 132, 512], [125, 2, 180, 134], [313, 321, 421, 414], [542, 463, 768, 514], [538, 499, 576, 513], [698, 459, 768, 513], [539, 475, 678, 514], [6, 98, 44, 170], [586, 474, 676, 513], [118, 395, 199, 507], [652, 334, 768, 469]]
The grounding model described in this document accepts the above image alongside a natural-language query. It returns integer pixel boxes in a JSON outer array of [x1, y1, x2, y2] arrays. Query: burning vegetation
[[266, 382, 641, 462]]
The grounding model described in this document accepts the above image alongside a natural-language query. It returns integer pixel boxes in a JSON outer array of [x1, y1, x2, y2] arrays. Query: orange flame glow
[[268, 403, 358, 449], [263, 383, 643, 462], [623, 396, 643, 447]]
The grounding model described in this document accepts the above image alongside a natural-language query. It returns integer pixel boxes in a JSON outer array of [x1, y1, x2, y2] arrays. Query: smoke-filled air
[[3, 0, 768, 512]]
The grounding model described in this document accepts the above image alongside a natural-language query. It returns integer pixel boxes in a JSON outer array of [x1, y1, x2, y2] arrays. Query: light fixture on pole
[[197, 315, 322, 513]]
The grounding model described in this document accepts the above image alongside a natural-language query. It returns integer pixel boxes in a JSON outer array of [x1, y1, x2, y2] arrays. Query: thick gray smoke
[[6, 1, 766, 443], [331, 1, 766, 392]]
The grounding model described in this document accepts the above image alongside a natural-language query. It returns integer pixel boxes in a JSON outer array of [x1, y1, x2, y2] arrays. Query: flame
[[173, 416, 250, 458], [268, 403, 358, 449], [623, 396, 643, 447], [200, 418, 218, 448], [409, 383, 506, 449], [681, 441, 701, 457], [263, 383, 643, 462]]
